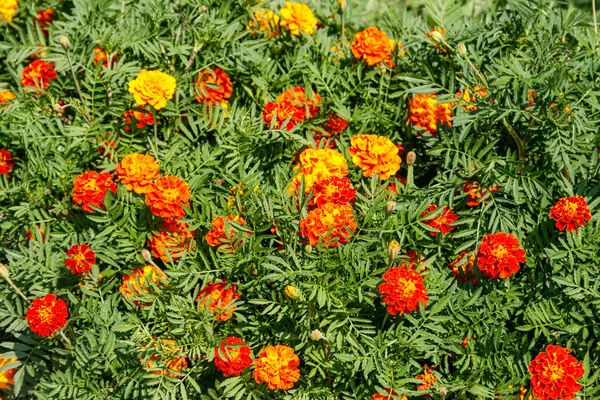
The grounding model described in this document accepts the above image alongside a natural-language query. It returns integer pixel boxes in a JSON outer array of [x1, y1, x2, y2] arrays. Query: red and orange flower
[[214, 336, 253, 377], [34, 8, 53, 36], [310, 176, 356, 208], [0, 356, 18, 390], [476, 232, 526, 279], [205, 215, 250, 251], [196, 281, 241, 321], [72, 171, 117, 213], [529, 345, 584, 400], [416, 364, 437, 391], [0, 90, 16, 104], [326, 115, 349, 134], [379, 264, 428, 316], [148, 221, 196, 262], [299, 202, 357, 247], [549, 196, 591, 232], [352, 27, 398, 67], [421, 204, 458, 236], [276, 87, 322, 118], [119, 265, 167, 306], [145, 175, 191, 222], [449, 251, 478, 285], [115, 153, 160, 194], [289, 148, 348, 194], [464, 181, 499, 207], [25, 294, 69, 337], [0, 149, 14, 175], [93, 46, 118, 67], [144, 338, 188, 377], [253, 345, 300, 390], [195, 68, 233, 107], [122, 107, 154, 131], [408, 93, 453, 135], [263, 100, 307, 131], [21, 60, 57, 90], [349, 134, 402, 180], [65, 244, 96, 275]]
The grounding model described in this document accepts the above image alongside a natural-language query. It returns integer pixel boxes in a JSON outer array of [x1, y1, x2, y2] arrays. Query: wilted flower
[[284, 284, 301, 300]]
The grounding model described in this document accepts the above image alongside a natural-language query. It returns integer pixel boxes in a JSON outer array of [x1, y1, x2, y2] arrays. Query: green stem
[[502, 118, 525, 161], [65, 50, 92, 124]]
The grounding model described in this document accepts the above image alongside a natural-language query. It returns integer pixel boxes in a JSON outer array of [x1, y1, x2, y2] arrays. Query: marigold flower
[[299, 202, 357, 247], [326, 115, 349, 133], [408, 93, 453, 135], [247, 9, 280, 38], [145, 175, 191, 222], [93, 46, 118, 67], [549, 196, 591, 232], [0, 0, 18, 23], [25, 294, 68, 337], [214, 337, 253, 377], [128, 69, 176, 110], [349, 134, 401, 180], [425, 27, 447, 52], [263, 100, 306, 131], [280, 1, 317, 36], [456, 86, 489, 112], [449, 251, 477, 285], [65, 244, 96, 275], [148, 221, 196, 262], [0, 356, 18, 390], [464, 181, 499, 207], [416, 365, 437, 391], [144, 338, 188, 377], [122, 107, 154, 131], [21, 60, 57, 90], [195, 68, 233, 107], [284, 284, 301, 300], [0, 149, 14, 175], [0, 90, 16, 104], [276, 87, 322, 118], [116, 153, 160, 194], [352, 27, 398, 67], [34, 8, 53, 35], [476, 232, 526, 279], [253, 345, 300, 390], [72, 171, 117, 213], [205, 215, 250, 251], [379, 264, 428, 316], [528, 345, 584, 400], [310, 176, 356, 207], [119, 265, 167, 306], [196, 281, 241, 321], [290, 148, 348, 193], [371, 389, 403, 400], [422, 204, 458, 236]]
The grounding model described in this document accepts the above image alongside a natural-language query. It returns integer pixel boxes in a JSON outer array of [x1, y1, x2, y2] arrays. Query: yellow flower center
[[72, 252, 87, 264], [491, 245, 508, 259], [37, 306, 54, 325], [547, 364, 565, 381]]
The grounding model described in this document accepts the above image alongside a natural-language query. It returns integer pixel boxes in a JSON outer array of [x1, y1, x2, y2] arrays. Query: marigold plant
[[549, 195, 591, 232], [128, 69, 176, 110], [299, 202, 357, 247], [115, 153, 160, 194], [349, 134, 402, 180], [253, 344, 300, 390], [64, 244, 95, 275]]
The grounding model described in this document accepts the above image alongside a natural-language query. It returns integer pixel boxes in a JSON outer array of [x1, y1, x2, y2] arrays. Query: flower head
[[457, 86, 489, 112], [280, 1, 317, 36], [476, 232, 526, 279], [214, 337, 253, 377], [263, 100, 307, 131], [144, 338, 188, 377], [93, 46, 117, 67], [372, 389, 407, 400], [35, 8, 53, 35], [349, 134, 402, 180], [290, 148, 348, 193], [247, 10, 280, 38], [253, 345, 300, 390], [0, 356, 18, 390], [326, 115, 349, 133], [21, 60, 57, 90], [205, 215, 250, 251], [119, 265, 167, 306], [464, 181, 499, 207], [145, 175, 191, 222], [122, 107, 154, 131], [72, 171, 117, 213], [0, 90, 16, 104], [549, 196, 591, 232], [352, 27, 399, 67], [65, 244, 96, 275], [148, 221, 196, 262], [116, 153, 160, 194], [310, 176, 356, 208], [416, 365, 437, 391], [529, 345, 584, 400], [0, 0, 18, 23], [421, 204, 458, 236], [128, 69, 176, 110], [196, 281, 241, 321], [195, 68, 233, 107], [0, 149, 14, 175], [299, 202, 357, 247], [276, 87, 321, 118], [379, 264, 428, 316], [408, 93, 453, 135], [449, 251, 477, 284], [25, 294, 68, 337]]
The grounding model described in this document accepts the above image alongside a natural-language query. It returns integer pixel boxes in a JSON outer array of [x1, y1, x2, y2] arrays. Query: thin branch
[[502, 118, 526, 162], [65, 50, 92, 123]]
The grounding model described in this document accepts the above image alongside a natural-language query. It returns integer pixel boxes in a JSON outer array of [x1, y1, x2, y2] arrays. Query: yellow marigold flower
[[280, 1, 318, 36], [0, 0, 18, 23], [289, 148, 348, 193], [349, 134, 402, 180], [0, 90, 16, 104], [128, 69, 176, 110], [284, 285, 301, 300], [247, 9, 280, 38], [253, 345, 300, 390], [115, 153, 160, 194], [0, 356, 18, 390]]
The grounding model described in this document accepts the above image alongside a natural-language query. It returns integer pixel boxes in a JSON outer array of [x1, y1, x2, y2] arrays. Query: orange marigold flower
[[263, 100, 306, 131], [371, 389, 406, 400], [549, 196, 591, 232], [21, 60, 57, 90], [352, 27, 397, 67], [0, 149, 14, 175], [144, 338, 188, 377], [476, 232, 526, 279], [408, 93, 453, 135], [0, 90, 16, 104], [119, 265, 167, 306], [276, 87, 322, 118], [253, 345, 300, 390], [115, 153, 160, 194], [349, 134, 402, 180], [421, 204, 458, 236], [290, 148, 348, 193], [0, 356, 18, 390], [529, 345, 584, 400], [128, 69, 176, 110], [92, 46, 118, 67], [122, 107, 154, 131], [195, 68, 233, 107], [326, 115, 349, 133], [449, 251, 477, 285], [456, 86, 489, 112], [25, 294, 68, 337], [379, 264, 428, 316], [0, 0, 18, 23], [280, 1, 318, 36], [148, 221, 196, 262], [416, 365, 437, 391], [196, 281, 241, 321], [310, 176, 356, 208], [72, 171, 117, 213], [247, 9, 280, 38], [299, 202, 357, 247], [464, 181, 499, 207], [65, 244, 96, 275], [214, 336, 253, 377], [34, 8, 53, 35], [145, 175, 191, 222], [205, 215, 250, 251]]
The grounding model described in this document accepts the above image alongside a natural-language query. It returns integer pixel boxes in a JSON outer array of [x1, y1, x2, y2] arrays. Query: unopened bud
[[388, 240, 401, 265], [59, 36, 71, 50], [0, 264, 9, 279], [284, 285, 301, 300], [385, 201, 396, 216], [53, 103, 63, 114], [457, 43, 467, 56], [305, 244, 312, 253], [430, 30, 444, 44], [141, 249, 152, 262], [439, 387, 448, 397], [338, 0, 347, 11], [309, 329, 323, 341], [406, 151, 416, 165], [199, 5, 208, 12]]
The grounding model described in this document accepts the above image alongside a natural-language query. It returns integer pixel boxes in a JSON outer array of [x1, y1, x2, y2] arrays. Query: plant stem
[[57, 330, 72, 349], [593, 0, 598, 36], [4, 276, 29, 303], [65, 50, 92, 123], [502, 118, 525, 161], [152, 115, 160, 161]]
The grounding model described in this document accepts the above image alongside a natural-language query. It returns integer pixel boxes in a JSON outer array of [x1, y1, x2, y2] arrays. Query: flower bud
[[430, 30, 444, 44], [310, 329, 323, 341], [457, 43, 467, 56], [388, 240, 401, 264], [141, 249, 152, 262], [439, 387, 448, 397], [385, 201, 396, 216], [199, 5, 208, 12], [0, 264, 9, 279], [59, 36, 71, 50], [338, 0, 347, 11], [305, 244, 312, 253], [284, 285, 301, 300], [406, 151, 416, 165]]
